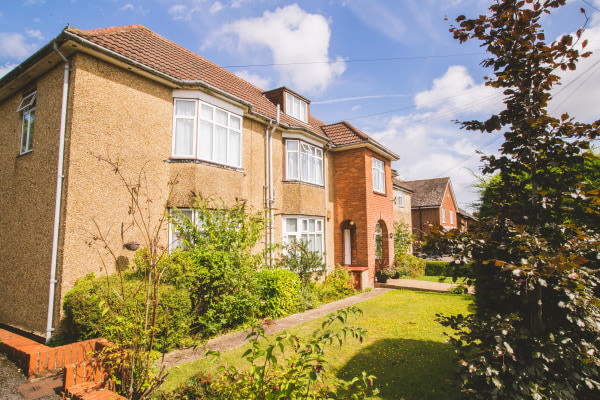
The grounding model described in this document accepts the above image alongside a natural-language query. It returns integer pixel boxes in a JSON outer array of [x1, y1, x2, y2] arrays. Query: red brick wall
[[332, 148, 394, 284], [440, 185, 457, 230]]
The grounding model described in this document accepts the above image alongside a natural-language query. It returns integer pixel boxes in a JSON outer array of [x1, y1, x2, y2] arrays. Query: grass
[[411, 275, 468, 284], [159, 290, 473, 399]]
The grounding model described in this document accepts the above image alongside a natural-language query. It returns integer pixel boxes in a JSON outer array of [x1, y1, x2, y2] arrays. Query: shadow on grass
[[337, 338, 461, 400]]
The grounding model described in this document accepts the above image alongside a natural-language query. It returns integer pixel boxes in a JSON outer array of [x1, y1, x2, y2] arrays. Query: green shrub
[[169, 199, 265, 336], [424, 261, 450, 276], [63, 273, 191, 351], [318, 266, 356, 302], [395, 254, 426, 278], [256, 268, 301, 318]]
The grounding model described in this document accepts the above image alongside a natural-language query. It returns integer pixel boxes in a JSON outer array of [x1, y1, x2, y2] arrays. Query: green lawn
[[411, 275, 468, 284], [159, 290, 473, 399]]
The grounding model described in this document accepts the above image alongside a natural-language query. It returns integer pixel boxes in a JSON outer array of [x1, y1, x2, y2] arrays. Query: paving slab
[[0, 353, 61, 400]]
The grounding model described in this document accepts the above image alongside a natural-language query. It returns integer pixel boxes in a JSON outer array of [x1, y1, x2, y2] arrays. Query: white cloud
[[205, 4, 346, 94], [168, 4, 191, 21], [549, 18, 600, 122], [0, 32, 38, 59], [351, 105, 361, 111], [25, 29, 43, 40], [119, 3, 134, 11], [0, 63, 17, 78], [209, 1, 223, 14], [234, 70, 271, 89], [415, 65, 503, 116]]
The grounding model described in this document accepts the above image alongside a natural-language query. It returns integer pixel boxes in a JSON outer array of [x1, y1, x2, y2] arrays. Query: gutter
[[323, 146, 328, 274], [264, 106, 280, 267], [46, 41, 70, 343]]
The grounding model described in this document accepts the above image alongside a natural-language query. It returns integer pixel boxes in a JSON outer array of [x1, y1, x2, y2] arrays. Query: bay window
[[172, 98, 242, 168], [286, 140, 323, 185], [283, 216, 324, 257]]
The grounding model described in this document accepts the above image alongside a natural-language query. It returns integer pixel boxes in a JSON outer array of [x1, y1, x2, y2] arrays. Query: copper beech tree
[[433, 1, 600, 399]]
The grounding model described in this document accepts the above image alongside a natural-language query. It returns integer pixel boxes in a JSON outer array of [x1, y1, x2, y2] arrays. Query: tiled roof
[[392, 178, 414, 193], [66, 25, 327, 139], [402, 177, 450, 208], [457, 207, 477, 220], [321, 121, 368, 146]]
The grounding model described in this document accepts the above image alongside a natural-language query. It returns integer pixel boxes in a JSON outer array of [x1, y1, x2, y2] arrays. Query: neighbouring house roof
[[392, 178, 414, 193], [403, 177, 452, 208], [321, 121, 399, 160], [457, 208, 478, 221]]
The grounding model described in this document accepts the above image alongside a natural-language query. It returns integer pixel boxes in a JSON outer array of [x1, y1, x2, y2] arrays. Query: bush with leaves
[[256, 268, 301, 318], [159, 306, 377, 400], [433, 1, 600, 399], [168, 198, 265, 336], [394, 253, 426, 278], [63, 272, 191, 351], [393, 222, 413, 257], [318, 265, 356, 302], [277, 239, 326, 310]]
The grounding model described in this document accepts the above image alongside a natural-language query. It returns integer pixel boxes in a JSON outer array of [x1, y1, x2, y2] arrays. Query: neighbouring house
[[391, 172, 414, 251], [0, 25, 399, 340], [403, 177, 459, 238], [457, 207, 477, 232]]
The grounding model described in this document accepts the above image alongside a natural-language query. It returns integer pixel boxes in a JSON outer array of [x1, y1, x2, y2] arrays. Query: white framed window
[[396, 191, 404, 207], [449, 210, 454, 225], [283, 216, 324, 257], [18, 91, 36, 155], [441, 207, 446, 224], [169, 208, 196, 251], [286, 140, 323, 185], [372, 157, 385, 194], [374, 222, 383, 260], [285, 92, 308, 123], [172, 98, 242, 167]]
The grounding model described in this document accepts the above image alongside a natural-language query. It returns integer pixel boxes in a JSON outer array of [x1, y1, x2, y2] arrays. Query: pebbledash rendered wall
[[1, 52, 335, 335], [0, 64, 66, 333]]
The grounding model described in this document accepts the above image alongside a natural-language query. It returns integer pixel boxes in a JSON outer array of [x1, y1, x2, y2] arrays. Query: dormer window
[[285, 92, 307, 123]]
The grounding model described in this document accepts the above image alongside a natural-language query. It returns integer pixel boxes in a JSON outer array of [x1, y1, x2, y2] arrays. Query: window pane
[[175, 100, 196, 117], [214, 125, 227, 163], [174, 118, 195, 156], [302, 220, 308, 231], [27, 110, 34, 151], [21, 113, 29, 153], [316, 220, 322, 231], [200, 104, 213, 121], [286, 218, 297, 233], [315, 156, 323, 185], [308, 219, 315, 232], [230, 115, 241, 131], [301, 152, 309, 182], [315, 234, 323, 255], [215, 109, 227, 126], [287, 150, 298, 179], [287, 140, 298, 151], [228, 130, 241, 166], [198, 120, 213, 159], [285, 93, 292, 115]]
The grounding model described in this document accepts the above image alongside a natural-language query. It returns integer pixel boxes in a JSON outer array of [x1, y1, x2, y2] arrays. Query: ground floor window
[[169, 208, 196, 251], [283, 215, 324, 256], [374, 222, 383, 259]]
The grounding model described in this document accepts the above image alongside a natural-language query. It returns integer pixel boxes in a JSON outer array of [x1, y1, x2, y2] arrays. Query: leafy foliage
[[63, 272, 191, 351], [433, 1, 600, 399], [256, 268, 302, 318], [158, 307, 377, 400], [318, 265, 356, 302], [395, 253, 426, 278], [393, 222, 413, 257], [168, 199, 265, 336], [277, 239, 326, 310]]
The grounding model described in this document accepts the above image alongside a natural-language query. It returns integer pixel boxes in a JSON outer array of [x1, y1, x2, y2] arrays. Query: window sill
[[372, 190, 386, 197], [282, 180, 324, 189], [166, 158, 245, 174], [17, 150, 33, 158]]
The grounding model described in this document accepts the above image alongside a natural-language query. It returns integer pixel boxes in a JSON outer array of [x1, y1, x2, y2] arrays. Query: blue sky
[[2, 0, 600, 211]]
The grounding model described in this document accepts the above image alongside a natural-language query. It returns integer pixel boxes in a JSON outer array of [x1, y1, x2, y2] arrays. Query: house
[[457, 208, 477, 232], [402, 177, 458, 237], [391, 172, 414, 251], [0, 25, 398, 341]]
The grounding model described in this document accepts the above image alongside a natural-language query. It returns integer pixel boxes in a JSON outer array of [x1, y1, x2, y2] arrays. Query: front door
[[344, 229, 351, 265]]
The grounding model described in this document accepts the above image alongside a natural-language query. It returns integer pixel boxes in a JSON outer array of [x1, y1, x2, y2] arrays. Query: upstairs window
[[441, 207, 446, 224], [396, 191, 404, 207], [449, 210, 454, 225], [286, 140, 323, 185], [18, 91, 36, 155], [285, 92, 307, 123], [372, 157, 385, 194], [172, 99, 242, 168]]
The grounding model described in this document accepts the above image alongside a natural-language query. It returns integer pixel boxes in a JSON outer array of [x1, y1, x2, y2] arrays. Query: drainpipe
[[323, 146, 328, 275], [265, 105, 279, 267], [46, 42, 70, 343]]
